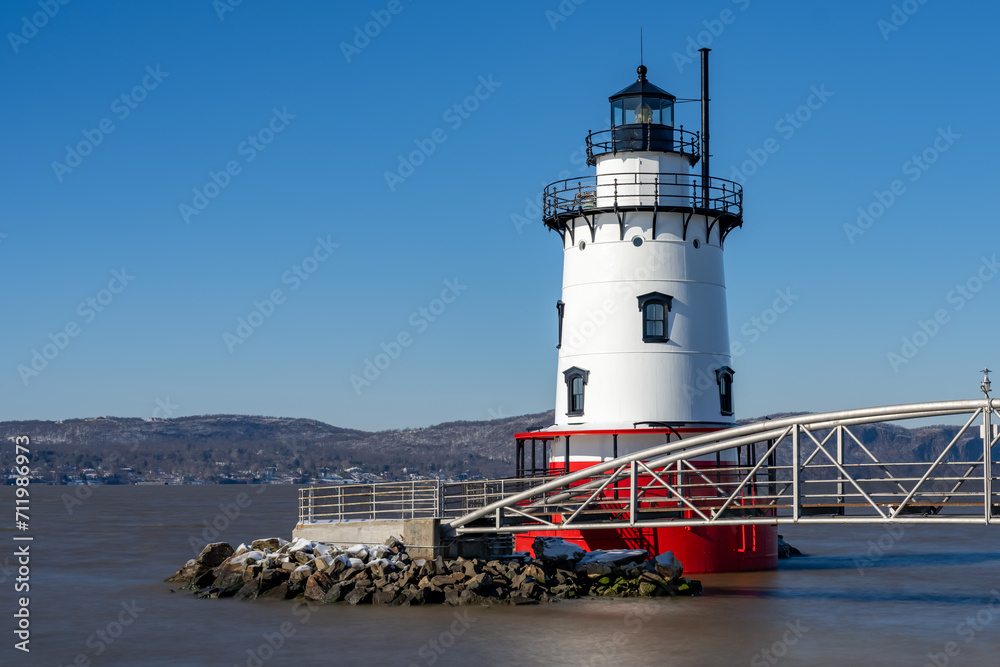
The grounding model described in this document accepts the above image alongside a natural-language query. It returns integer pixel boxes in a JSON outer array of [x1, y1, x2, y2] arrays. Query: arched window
[[637, 292, 673, 343], [716, 366, 735, 416], [563, 367, 589, 416]]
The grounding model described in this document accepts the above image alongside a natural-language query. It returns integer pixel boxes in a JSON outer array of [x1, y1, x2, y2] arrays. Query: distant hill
[[0, 411, 980, 484], [0, 411, 554, 484]]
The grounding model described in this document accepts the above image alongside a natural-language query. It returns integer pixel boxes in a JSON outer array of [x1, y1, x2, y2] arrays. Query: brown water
[[2, 485, 999, 666]]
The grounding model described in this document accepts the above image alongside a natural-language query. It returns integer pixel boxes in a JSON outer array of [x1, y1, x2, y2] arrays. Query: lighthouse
[[514, 51, 777, 572]]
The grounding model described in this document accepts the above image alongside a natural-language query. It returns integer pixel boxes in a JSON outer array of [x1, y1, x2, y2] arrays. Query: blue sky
[[2, 0, 998, 430]]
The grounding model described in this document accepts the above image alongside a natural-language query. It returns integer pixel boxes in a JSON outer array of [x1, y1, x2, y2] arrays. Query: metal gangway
[[298, 396, 1000, 538]]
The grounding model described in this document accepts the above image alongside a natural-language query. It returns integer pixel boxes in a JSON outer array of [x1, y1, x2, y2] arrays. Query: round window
[[632, 237, 644, 247], [693, 239, 701, 249], [578, 241, 586, 251]]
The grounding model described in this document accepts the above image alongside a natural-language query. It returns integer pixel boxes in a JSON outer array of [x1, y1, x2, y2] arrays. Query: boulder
[[429, 574, 456, 587], [345, 584, 373, 605], [580, 562, 612, 578], [234, 579, 263, 601], [165, 559, 209, 586], [654, 551, 683, 583], [196, 543, 234, 568], [675, 578, 703, 596], [777, 536, 802, 558], [250, 538, 283, 553], [466, 573, 494, 595], [368, 558, 394, 579], [314, 555, 335, 573], [288, 537, 314, 552], [290, 565, 314, 586], [459, 589, 488, 606], [444, 588, 462, 606], [369, 545, 391, 561], [346, 544, 369, 560], [532, 537, 585, 564], [258, 582, 290, 600], [324, 583, 347, 603], [259, 569, 289, 594], [211, 565, 245, 594], [577, 549, 649, 569], [522, 564, 547, 584]]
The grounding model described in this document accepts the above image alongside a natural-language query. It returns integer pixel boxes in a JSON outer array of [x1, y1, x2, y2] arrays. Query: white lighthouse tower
[[515, 52, 777, 572]]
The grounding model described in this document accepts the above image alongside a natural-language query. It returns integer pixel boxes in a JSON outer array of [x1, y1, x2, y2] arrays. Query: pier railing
[[297, 476, 556, 525]]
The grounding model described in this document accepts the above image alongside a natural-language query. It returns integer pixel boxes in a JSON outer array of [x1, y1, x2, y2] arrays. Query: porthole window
[[632, 237, 644, 247], [693, 239, 701, 249], [579, 241, 586, 251]]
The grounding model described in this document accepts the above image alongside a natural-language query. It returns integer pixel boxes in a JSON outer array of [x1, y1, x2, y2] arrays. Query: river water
[[2, 485, 999, 666]]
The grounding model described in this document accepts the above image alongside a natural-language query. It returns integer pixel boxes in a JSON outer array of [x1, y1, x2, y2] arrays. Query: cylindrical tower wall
[[554, 210, 733, 428]]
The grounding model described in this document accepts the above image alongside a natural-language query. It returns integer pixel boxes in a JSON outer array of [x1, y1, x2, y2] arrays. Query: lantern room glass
[[612, 96, 673, 127]]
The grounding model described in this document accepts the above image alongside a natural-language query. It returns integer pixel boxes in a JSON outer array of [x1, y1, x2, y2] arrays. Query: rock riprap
[[166, 536, 703, 605]]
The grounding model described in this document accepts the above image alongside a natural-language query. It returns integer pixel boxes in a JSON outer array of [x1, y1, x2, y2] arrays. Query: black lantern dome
[[609, 65, 676, 127]]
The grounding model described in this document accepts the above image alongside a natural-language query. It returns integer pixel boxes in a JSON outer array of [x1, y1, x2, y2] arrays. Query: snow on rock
[[347, 557, 365, 570], [228, 552, 253, 566], [288, 537, 314, 553], [654, 551, 683, 582], [578, 549, 649, 567], [346, 544, 369, 559], [369, 545, 391, 560], [312, 542, 334, 557], [532, 537, 586, 563]]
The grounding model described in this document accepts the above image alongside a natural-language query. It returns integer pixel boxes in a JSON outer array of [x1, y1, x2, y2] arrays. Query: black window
[[563, 367, 589, 416], [716, 366, 735, 416], [556, 300, 565, 349], [637, 292, 673, 343]]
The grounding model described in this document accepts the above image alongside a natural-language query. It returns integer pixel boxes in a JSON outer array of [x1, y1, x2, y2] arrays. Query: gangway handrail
[[444, 399, 997, 530]]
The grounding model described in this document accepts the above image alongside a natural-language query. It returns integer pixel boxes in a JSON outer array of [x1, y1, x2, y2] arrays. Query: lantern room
[[587, 65, 697, 166], [610, 64, 676, 127]]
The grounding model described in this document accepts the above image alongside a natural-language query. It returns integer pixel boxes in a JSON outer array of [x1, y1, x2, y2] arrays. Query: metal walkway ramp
[[298, 397, 1000, 538]]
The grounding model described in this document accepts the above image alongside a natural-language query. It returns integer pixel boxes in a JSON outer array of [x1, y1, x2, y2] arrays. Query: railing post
[[985, 402, 993, 524], [836, 425, 844, 510], [629, 460, 637, 526], [792, 425, 800, 522]]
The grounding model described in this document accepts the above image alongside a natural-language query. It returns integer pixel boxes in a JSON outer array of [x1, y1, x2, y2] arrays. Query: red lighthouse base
[[514, 524, 778, 573]]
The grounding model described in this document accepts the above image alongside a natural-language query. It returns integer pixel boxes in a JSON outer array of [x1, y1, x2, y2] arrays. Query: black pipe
[[699, 48, 710, 208]]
